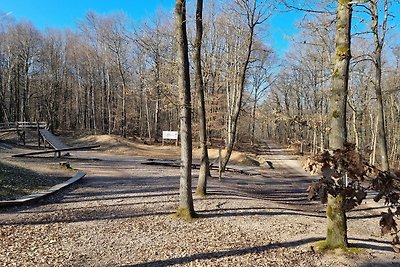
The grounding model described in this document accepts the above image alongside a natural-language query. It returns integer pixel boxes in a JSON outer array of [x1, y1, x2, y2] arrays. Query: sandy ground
[[0, 139, 399, 266]]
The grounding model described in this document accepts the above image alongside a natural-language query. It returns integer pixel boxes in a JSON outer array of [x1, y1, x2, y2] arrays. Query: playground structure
[[0, 122, 99, 157], [0, 121, 47, 146]]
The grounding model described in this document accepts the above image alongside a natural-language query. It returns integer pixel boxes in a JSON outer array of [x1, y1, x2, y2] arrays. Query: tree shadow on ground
[[119, 236, 395, 267], [198, 206, 326, 219], [359, 263, 400, 267], [120, 237, 322, 267], [348, 237, 393, 252]]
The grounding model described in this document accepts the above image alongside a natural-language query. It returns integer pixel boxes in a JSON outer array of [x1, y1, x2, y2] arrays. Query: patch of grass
[[0, 161, 67, 201]]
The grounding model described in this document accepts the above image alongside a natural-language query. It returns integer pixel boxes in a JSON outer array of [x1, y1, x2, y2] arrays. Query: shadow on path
[[121, 237, 322, 267]]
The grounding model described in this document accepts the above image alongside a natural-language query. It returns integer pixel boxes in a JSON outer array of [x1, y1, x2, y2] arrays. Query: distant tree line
[[266, 0, 400, 170], [1, 0, 399, 169], [0, 1, 275, 146]]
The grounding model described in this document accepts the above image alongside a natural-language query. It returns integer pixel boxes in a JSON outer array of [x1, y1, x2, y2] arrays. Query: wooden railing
[[0, 122, 47, 129]]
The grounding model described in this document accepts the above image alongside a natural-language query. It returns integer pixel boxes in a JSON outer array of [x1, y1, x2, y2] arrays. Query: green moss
[[334, 46, 350, 61], [333, 68, 340, 78], [338, 0, 350, 5], [332, 110, 341, 118], [312, 240, 364, 254], [326, 204, 332, 217], [169, 208, 197, 222], [326, 194, 348, 248]]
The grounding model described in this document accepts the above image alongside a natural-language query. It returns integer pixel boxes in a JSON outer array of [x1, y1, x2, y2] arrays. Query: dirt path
[[0, 141, 398, 266]]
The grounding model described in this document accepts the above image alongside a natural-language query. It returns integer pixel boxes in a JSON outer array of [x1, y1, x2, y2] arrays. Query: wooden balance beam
[[12, 145, 100, 158]]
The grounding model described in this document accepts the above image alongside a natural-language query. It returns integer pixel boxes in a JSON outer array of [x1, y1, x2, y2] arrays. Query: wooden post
[[22, 131, 25, 146], [16, 123, 19, 145], [37, 122, 41, 148], [218, 148, 222, 181]]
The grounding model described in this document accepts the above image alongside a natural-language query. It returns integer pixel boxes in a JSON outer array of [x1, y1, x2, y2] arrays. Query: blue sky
[[0, 0, 175, 28], [0, 0, 299, 56]]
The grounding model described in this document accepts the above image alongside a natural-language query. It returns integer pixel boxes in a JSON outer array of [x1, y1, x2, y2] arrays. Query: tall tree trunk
[[251, 85, 259, 145], [329, 1, 352, 150], [154, 57, 161, 142], [371, 0, 389, 171], [145, 94, 152, 140], [175, 0, 195, 220], [117, 55, 127, 138], [194, 0, 211, 196], [326, 0, 352, 249], [105, 65, 112, 135]]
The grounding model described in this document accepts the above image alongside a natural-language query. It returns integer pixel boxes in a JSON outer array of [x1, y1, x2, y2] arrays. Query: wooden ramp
[[39, 129, 69, 150], [11, 129, 100, 158]]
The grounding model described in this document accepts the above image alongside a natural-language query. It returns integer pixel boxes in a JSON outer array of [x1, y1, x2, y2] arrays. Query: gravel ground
[[0, 142, 399, 267]]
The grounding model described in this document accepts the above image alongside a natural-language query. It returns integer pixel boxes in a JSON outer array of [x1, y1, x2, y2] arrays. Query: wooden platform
[[39, 129, 69, 150]]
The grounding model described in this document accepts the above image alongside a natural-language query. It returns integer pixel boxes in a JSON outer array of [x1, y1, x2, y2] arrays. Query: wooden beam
[[12, 145, 100, 158]]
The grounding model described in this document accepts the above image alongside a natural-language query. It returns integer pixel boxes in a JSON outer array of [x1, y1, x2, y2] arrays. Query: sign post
[[162, 131, 179, 146]]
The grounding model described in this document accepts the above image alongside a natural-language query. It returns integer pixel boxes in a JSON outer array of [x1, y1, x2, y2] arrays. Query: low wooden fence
[[0, 122, 47, 129]]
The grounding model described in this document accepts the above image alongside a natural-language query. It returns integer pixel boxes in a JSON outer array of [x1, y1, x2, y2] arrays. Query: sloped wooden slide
[[13, 129, 99, 158]]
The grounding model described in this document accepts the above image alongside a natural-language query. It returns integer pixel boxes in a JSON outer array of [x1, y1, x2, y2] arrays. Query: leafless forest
[[0, 0, 399, 168]]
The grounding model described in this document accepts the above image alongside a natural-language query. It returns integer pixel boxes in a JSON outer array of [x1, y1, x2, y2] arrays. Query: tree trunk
[[194, 0, 211, 196], [251, 86, 258, 145], [371, 0, 389, 171], [175, 0, 195, 220], [374, 49, 389, 170], [117, 55, 127, 138], [328, 0, 352, 150], [154, 57, 161, 142], [326, 0, 352, 249], [326, 193, 348, 248]]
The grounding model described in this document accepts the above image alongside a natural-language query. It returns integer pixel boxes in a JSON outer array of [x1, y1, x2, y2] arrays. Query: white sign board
[[162, 131, 179, 139], [162, 131, 179, 146]]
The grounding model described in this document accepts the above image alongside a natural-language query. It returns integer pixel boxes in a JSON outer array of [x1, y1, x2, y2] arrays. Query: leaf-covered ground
[[1, 139, 399, 266], [0, 160, 70, 201]]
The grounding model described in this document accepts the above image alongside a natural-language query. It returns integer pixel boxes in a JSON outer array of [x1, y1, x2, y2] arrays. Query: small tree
[[307, 143, 400, 251]]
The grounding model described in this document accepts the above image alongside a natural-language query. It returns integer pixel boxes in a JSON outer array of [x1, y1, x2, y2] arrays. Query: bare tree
[[174, 0, 195, 220], [248, 44, 275, 144], [369, 0, 390, 170], [194, 0, 211, 196], [221, 0, 274, 172]]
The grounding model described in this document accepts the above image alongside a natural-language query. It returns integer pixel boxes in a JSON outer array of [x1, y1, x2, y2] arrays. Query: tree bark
[[371, 0, 389, 171], [326, 0, 352, 249], [194, 0, 211, 196], [175, 0, 195, 220], [326, 193, 348, 248], [328, 0, 352, 150]]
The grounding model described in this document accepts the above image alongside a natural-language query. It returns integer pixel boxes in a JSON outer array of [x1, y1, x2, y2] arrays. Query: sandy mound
[[68, 134, 260, 166]]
